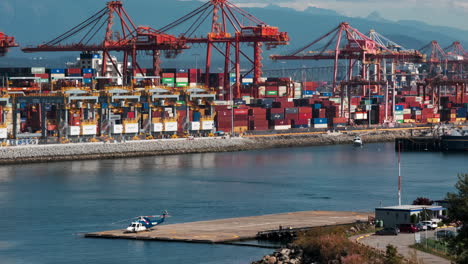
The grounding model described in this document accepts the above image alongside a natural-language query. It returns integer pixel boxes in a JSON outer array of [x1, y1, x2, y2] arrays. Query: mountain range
[[1, 0, 467, 68]]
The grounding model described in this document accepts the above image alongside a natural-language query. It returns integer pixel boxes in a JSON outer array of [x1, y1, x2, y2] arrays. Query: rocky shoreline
[[0, 128, 421, 165]]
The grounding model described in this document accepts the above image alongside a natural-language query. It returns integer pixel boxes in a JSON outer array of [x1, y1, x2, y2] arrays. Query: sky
[[232, 0, 468, 29]]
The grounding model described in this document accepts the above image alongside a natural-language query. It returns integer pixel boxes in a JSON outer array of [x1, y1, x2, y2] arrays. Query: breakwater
[[0, 128, 424, 165]]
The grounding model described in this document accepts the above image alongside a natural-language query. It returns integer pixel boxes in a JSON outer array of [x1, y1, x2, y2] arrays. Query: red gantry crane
[[444, 41, 468, 79], [0, 32, 18, 56], [271, 22, 424, 92], [419, 40, 447, 76], [157, 0, 289, 98], [22, 1, 188, 83]]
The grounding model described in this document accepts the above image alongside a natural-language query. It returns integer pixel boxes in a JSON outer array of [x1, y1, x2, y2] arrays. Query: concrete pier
[[85, 211, 371, 243]]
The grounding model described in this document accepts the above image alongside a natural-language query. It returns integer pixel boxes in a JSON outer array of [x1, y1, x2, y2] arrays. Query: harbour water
[[0, 143, 466, 264]]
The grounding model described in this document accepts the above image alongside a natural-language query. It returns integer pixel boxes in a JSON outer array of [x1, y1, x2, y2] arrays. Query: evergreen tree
[[446, 173, 468, 263], [384, 245, 403, 264]]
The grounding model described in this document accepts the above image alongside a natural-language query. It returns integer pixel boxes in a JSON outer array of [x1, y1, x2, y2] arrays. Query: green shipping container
[[162, 78, 175, 83], [176, 100, 185, 105], [266, 91, 278, 96], [176, 82, 188, 87], [394, 110, 404, 115], [396, 120, 404, 124], [164, 83, 174, 87]]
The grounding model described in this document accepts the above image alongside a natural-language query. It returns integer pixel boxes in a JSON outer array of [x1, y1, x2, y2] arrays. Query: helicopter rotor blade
[[110, 217, 138, 225]]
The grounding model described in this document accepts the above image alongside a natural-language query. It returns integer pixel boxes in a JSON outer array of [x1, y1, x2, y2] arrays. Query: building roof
[[376, 205, 445, 212]]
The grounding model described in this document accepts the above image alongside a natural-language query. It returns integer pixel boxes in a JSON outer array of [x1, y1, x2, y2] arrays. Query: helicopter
[[118, 210, 169, 233]]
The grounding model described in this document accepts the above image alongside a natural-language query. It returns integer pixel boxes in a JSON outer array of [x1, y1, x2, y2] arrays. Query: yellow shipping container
[[234, 126, 248, 133]]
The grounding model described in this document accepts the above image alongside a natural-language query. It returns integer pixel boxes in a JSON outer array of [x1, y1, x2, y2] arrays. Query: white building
[[67, 52, 125, 85], [375, 205, 446, 228]]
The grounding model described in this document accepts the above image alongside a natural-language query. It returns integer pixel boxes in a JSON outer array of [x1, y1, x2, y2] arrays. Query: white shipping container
[[403, 109, 411, 114], [426, 104, 434, 109], [31, 67, 46, 74], [258, 86, 265, 96], [176, 78, 189, 83], [274, 125, 291, 130], [415, 97, 423, 102], [152, 123, 163, 132], [81, 125, 97, 135], [190, 122, 200, 131], [201, 120, 214, 130], [68, 126, 80, 136], [112, 124, 123, 134], [51, 74, 65, 80], [415, 110, 422, 115], [124, 123, 139, 134], [0, 128, 7, 139], [164, 122, 178, 132], [278, 86, 287, 96], [395, 115, 404, 120], [314, 124, 328, 129]]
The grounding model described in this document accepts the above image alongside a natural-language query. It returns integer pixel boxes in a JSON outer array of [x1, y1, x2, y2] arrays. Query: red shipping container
[[293, 119, 309, 125], [234, 120, 248, 127], [234, 109, 249, 115], [83, 73, 93, 78], [266, 86, 278, 91], [67, 68, 81, 74], [217, 110, 233, 117], [403, 114, 412, 119], [234, 115, 248, 121], [176, 73, 189, 78], [269, 108, 284, 114], [34, 73, 49, 79], [162, 73, 175, 78], [332, 117, 347, 124], [273, 119, 291, 126], [285, 113, 298, 120], [249, 108, 267, 116], [298, 107, 312, 114], [298, 113, 312, 119]]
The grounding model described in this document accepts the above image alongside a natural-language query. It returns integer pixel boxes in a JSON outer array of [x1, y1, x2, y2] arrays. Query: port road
[[354, 229, 454, 264]]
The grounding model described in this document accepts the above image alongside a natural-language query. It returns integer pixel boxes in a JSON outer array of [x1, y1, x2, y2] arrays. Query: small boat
[[353, 136, 363, 147]]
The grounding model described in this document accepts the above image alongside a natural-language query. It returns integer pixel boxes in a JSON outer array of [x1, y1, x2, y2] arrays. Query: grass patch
[[410, 240, 455, 262], [293, 223, 415, 264]]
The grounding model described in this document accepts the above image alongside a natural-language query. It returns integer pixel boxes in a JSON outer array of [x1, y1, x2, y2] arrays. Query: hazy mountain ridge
[[1, 0, 467, 67]]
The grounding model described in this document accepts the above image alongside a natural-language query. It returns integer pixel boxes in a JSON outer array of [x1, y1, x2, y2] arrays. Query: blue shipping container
[[456, 108, 467, 118], [83, 78, 92, 84], [303, 90, 315, 95], [395, 105, 404, 111], [321, 92, 332, 97], [51, 69, 65, 74], [101, 103, 108, 109], [92, 54, 101, 59], [193, 112, 201, 122], [292, 124, 309, 128], [82, 68, 94, 74], [313, 118, 327, 124], [313, 104, 322, 109]]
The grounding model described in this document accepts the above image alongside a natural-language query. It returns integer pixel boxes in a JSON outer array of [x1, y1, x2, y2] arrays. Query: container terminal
[[0, 1, 466, 146]]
